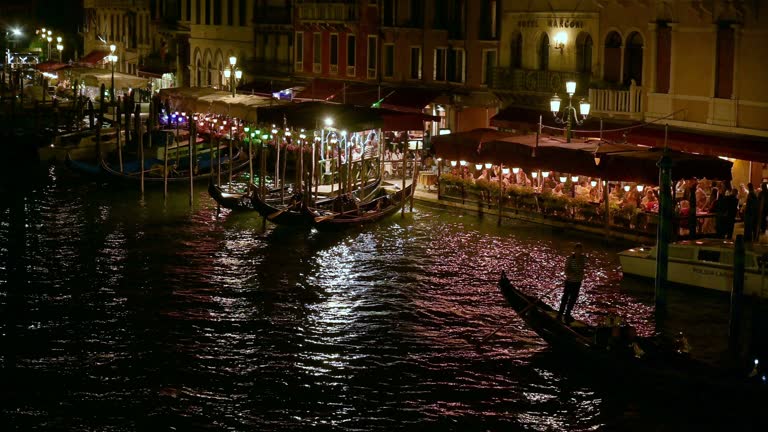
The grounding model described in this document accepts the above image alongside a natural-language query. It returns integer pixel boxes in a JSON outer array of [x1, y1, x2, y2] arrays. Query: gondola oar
[[314, 212, 340, 223]]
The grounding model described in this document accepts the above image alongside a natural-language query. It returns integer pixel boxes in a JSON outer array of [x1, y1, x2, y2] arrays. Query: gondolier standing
[[557, 243, 586, 322]]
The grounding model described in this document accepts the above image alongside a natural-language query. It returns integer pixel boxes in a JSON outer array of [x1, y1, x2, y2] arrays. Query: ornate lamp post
[[46, 35, 52, 61], [223, 56, 241, 98], [550, 80, 591, 143], [108, 44, 117, 103]]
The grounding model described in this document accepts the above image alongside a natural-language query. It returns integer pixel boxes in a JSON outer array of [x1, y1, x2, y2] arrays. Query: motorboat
[[618, 238, 768, 297]]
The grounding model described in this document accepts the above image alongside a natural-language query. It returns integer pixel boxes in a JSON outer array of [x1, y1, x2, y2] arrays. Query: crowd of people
[[444, 164, 768, 241], [671, 178, 768, 241]]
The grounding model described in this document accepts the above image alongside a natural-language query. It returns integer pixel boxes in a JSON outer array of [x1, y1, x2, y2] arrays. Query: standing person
[[557, 243, 586, 323], [722, 186, 739, 239], [744, 183, 759, 242], [759, 182, 768, 238]]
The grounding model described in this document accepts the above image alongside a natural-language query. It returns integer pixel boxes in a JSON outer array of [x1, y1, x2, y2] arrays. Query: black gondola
[[251, 178, 382, 226], [306, 184, 414, 230], [99, 148, 250, 184], [496, 272, 767, 396], [208, 182, 290, 211]]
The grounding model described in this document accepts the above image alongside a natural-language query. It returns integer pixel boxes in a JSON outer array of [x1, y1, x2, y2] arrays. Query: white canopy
[[160, 87, 287, 122]]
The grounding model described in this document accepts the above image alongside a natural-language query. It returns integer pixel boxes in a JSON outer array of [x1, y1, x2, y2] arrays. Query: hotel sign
[[517, 18, 585, 29], [549, 18, 585, 28]]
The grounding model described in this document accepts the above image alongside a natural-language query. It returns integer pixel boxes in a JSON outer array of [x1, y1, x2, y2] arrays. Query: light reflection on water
[[0, 164, 761, 430]]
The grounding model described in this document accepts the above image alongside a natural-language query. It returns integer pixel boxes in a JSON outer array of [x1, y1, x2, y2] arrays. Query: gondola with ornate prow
[[496, 272, 767, 395]]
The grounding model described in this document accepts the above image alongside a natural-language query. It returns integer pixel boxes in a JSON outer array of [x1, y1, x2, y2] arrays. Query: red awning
[[491, 106, 768, 163], [36, 61, 69, 72], [294, 79, 346, 101], [431, 129, 733, 183], [380, 87, 442, 113], [78, 49, 109, 65]]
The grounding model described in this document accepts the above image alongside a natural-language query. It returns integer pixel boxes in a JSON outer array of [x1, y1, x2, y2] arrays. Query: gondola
[[251, 178, 382, 226], [208, 182, 289, 211], [306, 183, 414, 230], [496, 272, 767, 395], [99, 148, 250, 184]]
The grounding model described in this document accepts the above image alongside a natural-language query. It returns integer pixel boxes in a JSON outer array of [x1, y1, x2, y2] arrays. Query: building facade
[[377, 0, 501, 132], [187, 0, 256, 90], [492, 0, 768, 183], [82, 0, 153, 76]]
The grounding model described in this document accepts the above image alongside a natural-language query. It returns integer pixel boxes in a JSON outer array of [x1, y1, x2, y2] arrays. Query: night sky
[[0, 0, 83, 57]]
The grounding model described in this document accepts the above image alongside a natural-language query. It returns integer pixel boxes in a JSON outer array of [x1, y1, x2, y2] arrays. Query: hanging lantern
[[590, 180, 597, 187], [542, 171, 550, 178], [637, 184, 644, 192], [531, 171, 538, 179], [624, 185, 631, 192], [485, 163, 492, 169], [475, 164, 482, 170], [571, 175, 579, 182], [559, 176, 567, 183], [450, 160, 457, 167]]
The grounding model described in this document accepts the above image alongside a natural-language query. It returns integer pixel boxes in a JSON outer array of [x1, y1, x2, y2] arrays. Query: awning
[[379, 86, 442, 112], [294, 79, 346, 102], [78, 49, 109, 66], [257, 100, 440, 132], [237, 80, 295, 98], [68, 66, 150, 90], [431, 128, 733, 184], [293, 79, 442, 112], [491, 106, 768, 163], [138, 65, 175, 79], [36, 61, 69, 72], [159, 87, 286, 123]]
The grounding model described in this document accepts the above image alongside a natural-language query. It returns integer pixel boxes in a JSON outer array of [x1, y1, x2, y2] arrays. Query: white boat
[[619, 238, 768, 297]]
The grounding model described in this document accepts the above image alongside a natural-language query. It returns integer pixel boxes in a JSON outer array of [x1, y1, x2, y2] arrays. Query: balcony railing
[[297, 3, 358, 22], [490, 67, 589, 95], [588, 81, 643, 116], [254, 6, 292, 24]]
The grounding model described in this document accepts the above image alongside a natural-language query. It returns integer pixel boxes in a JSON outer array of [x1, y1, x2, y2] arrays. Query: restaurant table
[[418, 171, 438, 191]]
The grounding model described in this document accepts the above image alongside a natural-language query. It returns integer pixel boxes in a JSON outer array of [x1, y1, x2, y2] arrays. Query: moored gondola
[[251, 178, 383, 226], [307, 184, 414, 230], [496, 272, 767, 396], [100, 148, 249, 184]]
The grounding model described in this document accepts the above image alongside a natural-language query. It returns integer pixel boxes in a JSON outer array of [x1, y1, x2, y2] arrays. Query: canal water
[[1, 164, 763, 431]]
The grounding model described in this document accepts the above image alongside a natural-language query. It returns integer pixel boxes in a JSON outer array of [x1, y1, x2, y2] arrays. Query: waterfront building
[[82, 0, 154, 77], [187, 0, 256, 90], [491, 0, 768, 186]]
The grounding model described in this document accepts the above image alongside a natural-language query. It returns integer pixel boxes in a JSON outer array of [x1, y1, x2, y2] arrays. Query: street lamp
[[108, 44, 117, 103], [56, 36, 62, 61], [223, 56, 241, 97], [46, 36, 52, 60], [550, 80, 591, 143]]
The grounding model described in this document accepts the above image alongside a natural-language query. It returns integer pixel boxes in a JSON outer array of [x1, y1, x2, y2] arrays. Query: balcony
[[490, 68, 589, 96], [254, 6, 292, 25], [297, 3, 358, 23], [84, 0, 148, 8], [588, 81, 643, 119]]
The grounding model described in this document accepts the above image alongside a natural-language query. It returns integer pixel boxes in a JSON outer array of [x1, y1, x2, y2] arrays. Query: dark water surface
[[0, 165, 763, 431]]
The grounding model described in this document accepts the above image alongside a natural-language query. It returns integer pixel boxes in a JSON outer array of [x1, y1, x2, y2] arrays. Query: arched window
[[623, 32, 643, 86], [207, 61, 212, 86], [196, 59, 201, 86], [510, 32, 522, 69], [538, 33, 549, 71], [576, 33, 593, 74], [603, 31, 622, 83]]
